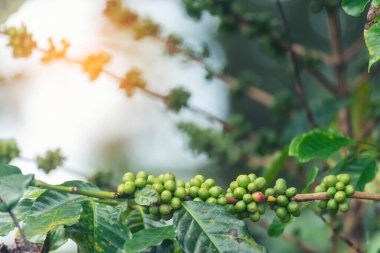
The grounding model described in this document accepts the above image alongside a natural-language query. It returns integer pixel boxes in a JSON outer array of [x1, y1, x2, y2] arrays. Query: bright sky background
[[0, 0, 228, 249]]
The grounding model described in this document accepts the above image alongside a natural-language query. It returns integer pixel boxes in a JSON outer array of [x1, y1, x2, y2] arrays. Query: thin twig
[[326, 10, 353, 137], [343, 37, 365, 62], [258, 219, 320, 253], [276, 0, 317, 128], [8, 210, 28, 243], [317, 213, 363, 253]]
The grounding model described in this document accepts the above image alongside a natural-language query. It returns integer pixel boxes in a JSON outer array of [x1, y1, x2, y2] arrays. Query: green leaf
[[302, 166, 320, 194], [173, 202, 267, 253], [23, 181, 98, 239], [0, 0, 25, 23], [267, 217, 294, 237], [44, 226, 69, 251], [341, 0, 370, 16], [109, 202, 130, 225], [66, 200, 132, 253], [289, 128, 356, 163], [0, 164, 21, 177], [365, 21, 380, 70], [0, 173, 34, 211], [123, 226, 176, 253], [126, 206, 167, 233], [330, 153, 378, 191], [135, 188, 160, 206], [0, 198, 33, 236]]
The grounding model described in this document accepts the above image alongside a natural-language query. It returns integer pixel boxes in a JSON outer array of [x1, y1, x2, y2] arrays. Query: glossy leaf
[[66, 200, 131, 253], [302, 166, 319, 193], [134, 188, 160, 206], [174, 202, 267, 253], [289, 128, 356, 163], [123, 226, 176, 253], [0, 198, 33, 236], [341, 0, 370, 16], [365, 21, 380, 70], [0, 173, 34, 211], [23, 181, 98, 239], [0, 164, 22, 177], [330, 153, 378, 191], [126, 206, 167, 233]]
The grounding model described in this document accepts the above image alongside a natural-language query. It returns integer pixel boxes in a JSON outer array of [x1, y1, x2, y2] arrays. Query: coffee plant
[[2, 0, 380, 252]]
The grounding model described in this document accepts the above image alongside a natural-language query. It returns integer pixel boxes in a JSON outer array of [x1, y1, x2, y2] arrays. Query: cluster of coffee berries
[[0, 139, 20, 164], [117, 172, 190, 221], [225, 174, 267, 222], [265, 179, 300, 223], [184, 175, 225, 204], [315, 174, 355, 214], [36, 148, 66, 174], [5, 25, 37, 58]]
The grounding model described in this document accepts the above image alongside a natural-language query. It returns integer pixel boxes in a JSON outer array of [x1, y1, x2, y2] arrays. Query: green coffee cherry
[[234, 187, 247, 199], [335, 182, 345, 191], [204, 178, 216, 187], [339, 200, 349, 213], [159, 204, 171, 215], [327, 199, 338, 211], [124, 181, 136, 194], [285, 187, 297, 198], [276, 207, 288, 220], [327, 187, 337, 198], [174, 187, 186, 199], [265, 188, 275, 196], [345, 185, 355, 197], [176, 179, 185, 187], [136, 171, 148, 179], [206, 197, 217, 204], [161, 190, 172, 203], [324, 175, 338, 188], [249, 212, 260, 222], [257, 204, 266, 215], [162, 173, 175, 182], [190, 178, 202, 187], [152, 183, 164, 194], [274, 184, 287, 195], [247, 182, 257, 192], [209, 186, 222, 198], [164, 180, 176, 191], [247, 202, 257, 213], [123, 172, 135, 182], [117, 184, 125, 194], [235, 200, 246, 213], [287, 201, 299, 215], [237, 175, 251, 188], [217, 196, 227, 205], [229, 181, 238, 191], [171, 197, 182, 210], [135, 178, 146, 188], [277, 195, 289, 207], [334, 191, 346, 203], [318, 200, 327, 209], [314, 185, 326, 193], [248, 173, 257, 182], [254, 177, 267, 190], [149, 206, 159, 214], [340, 174, 351, 185], [243, 194, 253, 203], [198, 188, 210, 200], [194, 175, 205, 183]]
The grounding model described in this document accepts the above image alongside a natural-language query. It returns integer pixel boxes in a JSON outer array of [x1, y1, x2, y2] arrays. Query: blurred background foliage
[[1, 0, 380, 252]]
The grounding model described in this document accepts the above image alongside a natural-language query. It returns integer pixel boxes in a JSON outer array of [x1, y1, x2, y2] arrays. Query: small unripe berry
[[237, 175, 251, 188], [281, 213, 291, 223], [225, 192, 234, 198], [275, 178, 287, 187], [254, 177, 267, 190], [206, 197, 217, 204], [122, 172, 135, 182], [159, 204, 171, 215], [325, 175, 338, 188], [147, 175, 156, 184], [250, 212, 260, 222], [226, 204, 236, 214], [149, 206, 159, 214], [194, 175, 205, 183], [248, 173, 257, 182], [314, 185, 326, 193], [193, 197, 202, 202], [335, 181, 345, 191], [164, 180, 176, 191], [174, 187, 186, 199], [274, 184, 287, 195], [327, 199, 338, 211], [162, 173, 175, 182], [176, 179, 185, 187], [136, 171, 148, 179], [247, 183, 257, 192], [265, 188, 275, 197], [135, 178, 146, 188], [190, 178, 202, 187], [209, 186, 222, 198], [171, 197, 182, 210], [243, 194, 253, 203], [247, 201, 257, 213], [340, 174, 351, 185], [235, 200, 246, 213], [152, 183, 164, 194], [229, 181, 238, 191], [161, 190, 172, 203], [339, 200, 349, 213], [189, 186, 200, 198], [162, 213, 173, 221], [217, 196, 227, 205], [204, 178, 216, 187], [345, 185, 355, 197], [117, 184, 125, 194], [123, 181, 136, 194], [234, 187, 247, 199], [150, 213, 161, 221], [252, 192, 265, 202], [287, 201, 299, 215], [276, 207, 288, 220], [318, 200, 327, 209], [285, 187, 297, 198], [257, 204, 266, 214], [201, 182, 211, 189], [327, 187, 337, 198], [198, 188, 210, 200], [334, 191, 346, 203], [277, 195, 289, 207]]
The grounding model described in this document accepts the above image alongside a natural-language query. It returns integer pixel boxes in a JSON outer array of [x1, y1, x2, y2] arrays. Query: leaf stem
[[33, 180, 117, 199]]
